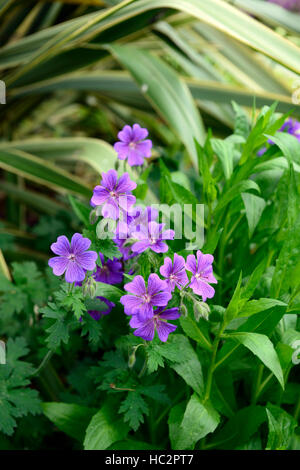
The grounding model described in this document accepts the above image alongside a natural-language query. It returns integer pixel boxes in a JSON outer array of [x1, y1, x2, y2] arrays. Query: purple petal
[[196, 250, 214, 272], [156, 321, 177, 342], [65, 262, 86, 283], [127, 150, 145, 167], [173, 253, 186, 273], [91, 186, 109, 206], [50, 235, 70, 256], [117, 125, 133, 143], [131, 240, 150, 253], [101, 169, 118, 191], [151, 291, 172, 307], [190, 278, 215, 301], [102, 201, 119, 219], [138, 302, 154, 321], [133, 318, 155, 341], [132, 123, 148, 141], [120, 294, 142, 315], [124, 275, 146, 295], [76, 251, 97, 270], [71, 233, 91, 254], [48, 256, 68, 276], [160, 257, 172, 278], [175, 270, 189, 288], [162, 229, 175, 240], [116, 173, 137, 193], [118, 194, 136, 212], [147, 273, 166, 296], [129, 314, 145, 329], [114, 142, 129, 160], [135, 140, 152, 158], [150, 241, 169, 253], [158, 307, 180, 320], [186, 254, 197, 275]]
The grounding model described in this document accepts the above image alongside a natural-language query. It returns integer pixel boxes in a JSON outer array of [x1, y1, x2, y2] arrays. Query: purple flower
[[186, 250, 217, 301], [129, 306, 180, 342], [281, 118, 300, 140], [94, 253, 123, 285], [160, 254, 189, 292], [87, 296, 115, 321], [113, 124, 152, 166], [268, 0, 300, 11], [48, 233, 98, 283], [91, 169, 137, 220], [131, 221, 175, 254], [120, 273, 171, 320]]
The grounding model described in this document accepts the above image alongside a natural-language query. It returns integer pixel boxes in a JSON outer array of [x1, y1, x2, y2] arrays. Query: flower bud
[[128, 349, 136, 369], [82, 276, 97, 298], [180, 304, 188, 317], [193, 301, 210, 322]]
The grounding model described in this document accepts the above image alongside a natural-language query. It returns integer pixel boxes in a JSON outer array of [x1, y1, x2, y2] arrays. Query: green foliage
[[0, 338, 41, 436], [1, 100, 300, 450]]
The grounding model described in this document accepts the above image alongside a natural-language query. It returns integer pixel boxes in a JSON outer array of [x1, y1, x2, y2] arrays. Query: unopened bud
[[128, 349, 136, 368], [193, 301, 210, 321], [180, 304, 188, 317], [83, 277, 97, 298]]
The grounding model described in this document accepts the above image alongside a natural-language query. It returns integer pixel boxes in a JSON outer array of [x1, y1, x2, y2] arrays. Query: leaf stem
[[31, 350, 54, 377]]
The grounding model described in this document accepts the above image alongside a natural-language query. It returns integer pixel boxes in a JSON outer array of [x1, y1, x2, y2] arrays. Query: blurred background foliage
[[1, 0, 300, 268]]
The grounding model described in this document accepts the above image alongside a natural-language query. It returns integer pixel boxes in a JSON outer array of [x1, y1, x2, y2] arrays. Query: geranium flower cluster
[[120, 251, 217, 342], [48, 124, 217, 343]]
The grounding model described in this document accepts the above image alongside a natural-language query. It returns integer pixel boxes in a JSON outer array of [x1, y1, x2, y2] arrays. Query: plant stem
[[31, 350, 54, 377], [251, 364, 264, 405], [204, 320, 226, 402], [138, 356, 148, 378]]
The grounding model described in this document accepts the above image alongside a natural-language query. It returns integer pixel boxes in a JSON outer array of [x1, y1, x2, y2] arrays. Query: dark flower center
[[68, 253, 76, 262]]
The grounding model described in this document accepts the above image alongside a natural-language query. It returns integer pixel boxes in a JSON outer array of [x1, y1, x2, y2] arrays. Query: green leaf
[[94, 282, 123, 303], [147, 334, 204, 396], [179, 315, 213, 351], [241, 193, 266, 237], [169, 394, 220, 450], [208, 405, 266, 449], [42, 402, 97, 442], [266, 405, 297, 450], [211, 138, 235, 180], [0, 137, 117, 174], [119, 392, 149, 432], [84, 398, 129, 450], [41, 303, 70, 350], [215, 180, 260, 214], [226, 332, 284, 388], [238, 298, 287, 319], [0, 148, 91, 197], [271, 213, 300, 297], [0, 338, 41, 436], [68, 195, 91, 227]]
